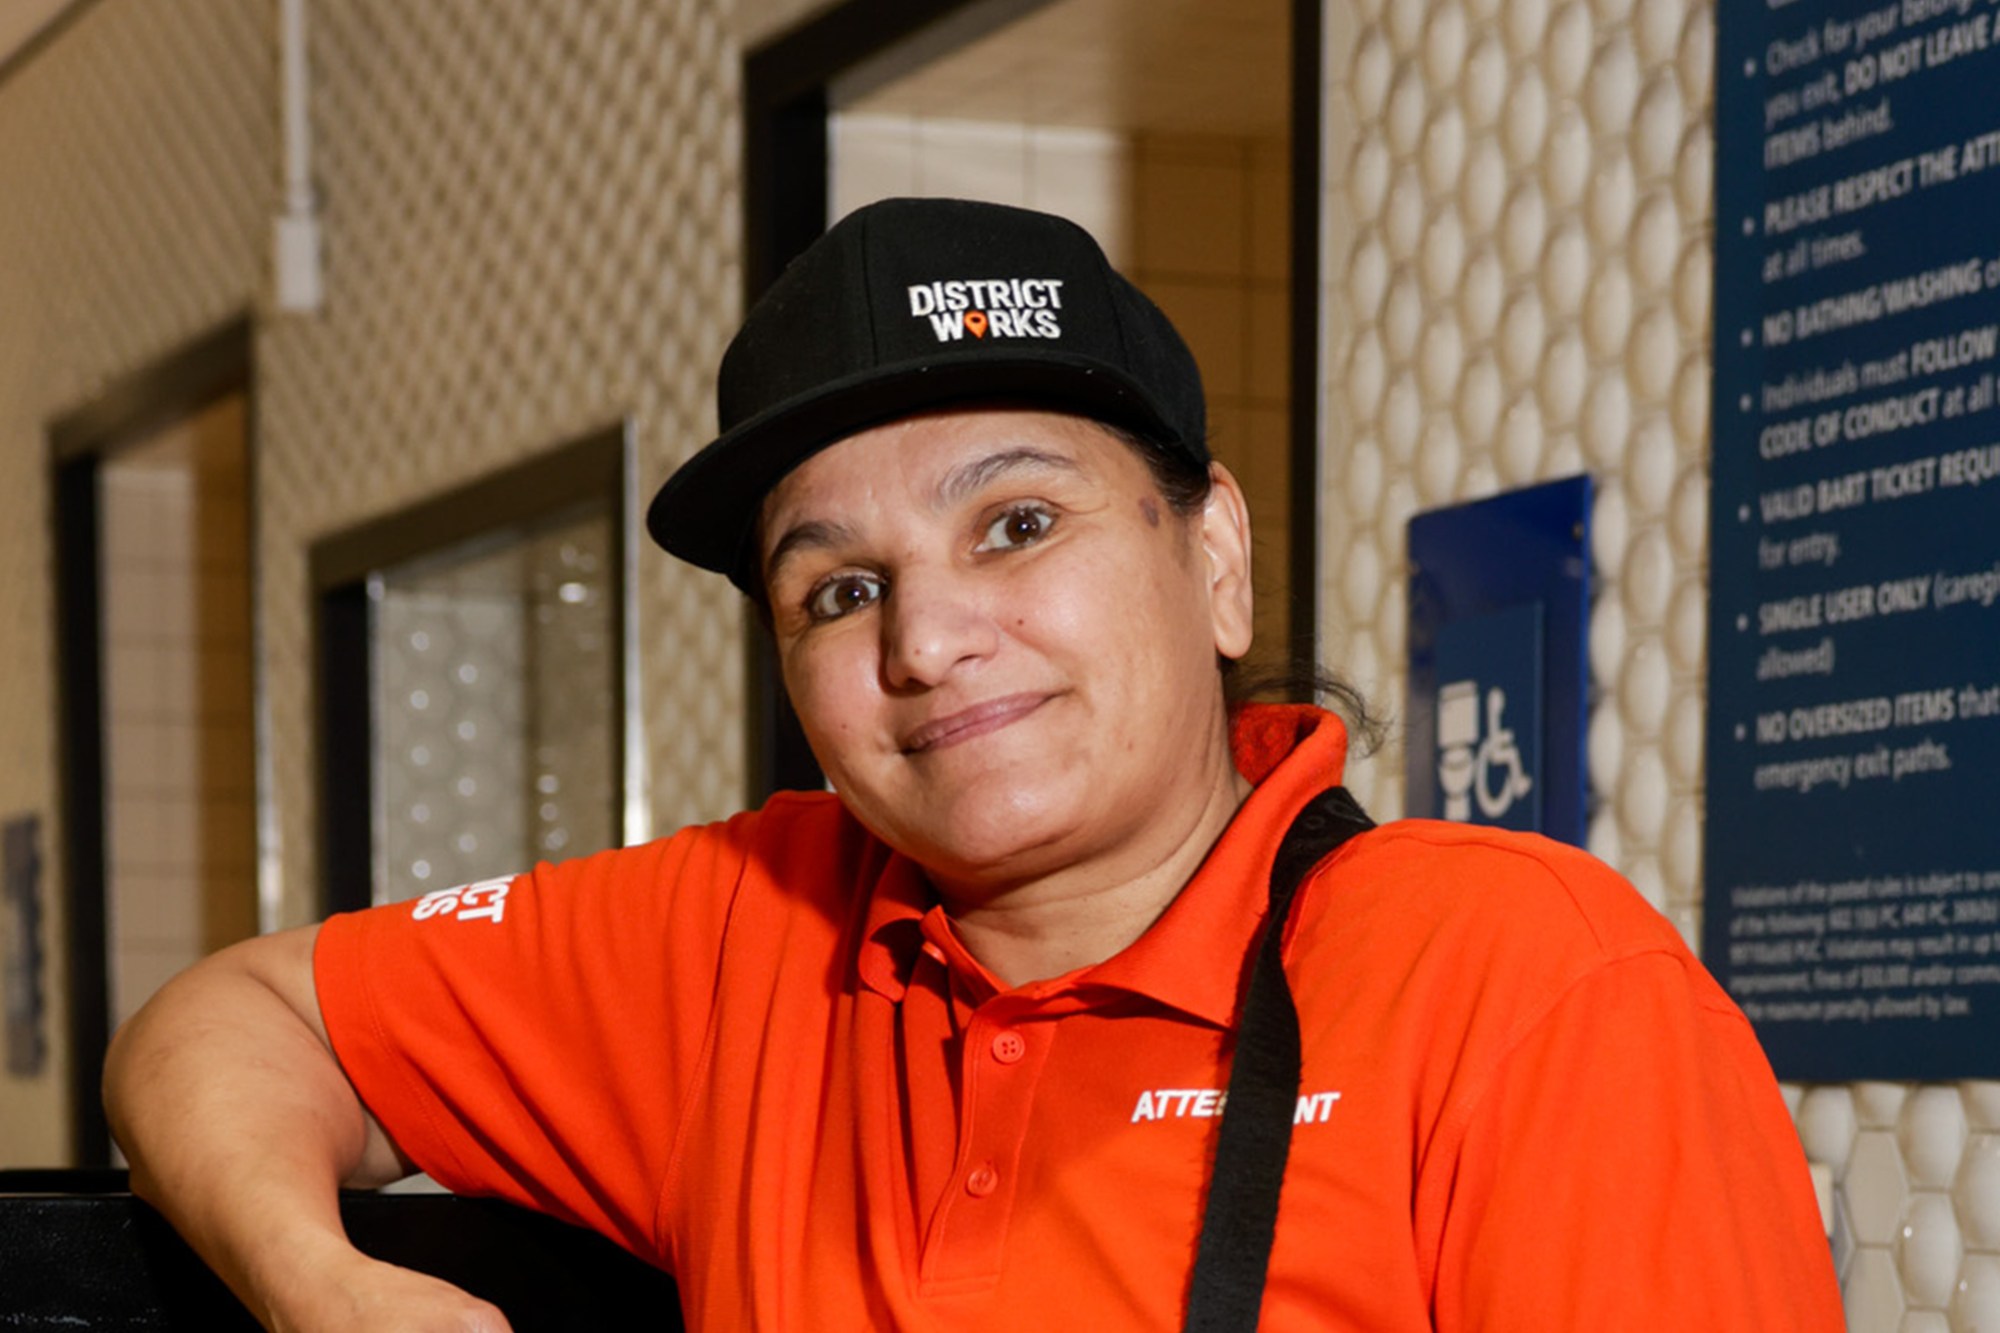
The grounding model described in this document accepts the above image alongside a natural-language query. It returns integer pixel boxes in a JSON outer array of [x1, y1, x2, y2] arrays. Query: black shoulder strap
[[1184, 786, 1375, 1332]]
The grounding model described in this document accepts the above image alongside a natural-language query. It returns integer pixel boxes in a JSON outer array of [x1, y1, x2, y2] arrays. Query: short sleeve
[[314, 818, 757, 1266], [1428, 950, 1844, 1332]]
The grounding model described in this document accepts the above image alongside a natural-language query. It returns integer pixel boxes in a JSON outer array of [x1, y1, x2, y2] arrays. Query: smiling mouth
[[899, 693, 1052, 754]]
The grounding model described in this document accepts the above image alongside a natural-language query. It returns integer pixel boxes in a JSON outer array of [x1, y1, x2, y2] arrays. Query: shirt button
[[990, 1030, 1026, 1064], [965, 1163, 999, 1197]]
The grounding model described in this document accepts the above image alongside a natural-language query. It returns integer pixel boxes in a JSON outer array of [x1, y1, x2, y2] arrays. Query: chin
[[874, 781, 1084, 881]]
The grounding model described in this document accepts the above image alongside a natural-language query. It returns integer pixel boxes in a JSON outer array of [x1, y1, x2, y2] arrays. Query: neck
[[937, 745, 1253, 990]]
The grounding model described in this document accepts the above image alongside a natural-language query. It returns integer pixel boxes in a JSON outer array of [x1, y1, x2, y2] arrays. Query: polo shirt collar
[[857, 855, 932, 1003], [1076, 704, 1349, 1026], [853, 703, 1351, 1021]]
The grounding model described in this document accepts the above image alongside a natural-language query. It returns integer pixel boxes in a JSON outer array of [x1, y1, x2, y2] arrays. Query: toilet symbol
[[1436, 681, 1479, 822], [1436, 680, 1534, 823]]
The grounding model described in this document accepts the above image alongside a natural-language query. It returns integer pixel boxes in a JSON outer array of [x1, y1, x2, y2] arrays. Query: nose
[[880, 565, 996, 691]]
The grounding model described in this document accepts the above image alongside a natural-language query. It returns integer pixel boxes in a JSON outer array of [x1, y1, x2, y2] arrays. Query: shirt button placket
[[924, 1012, 1041, 1287], [961, 1029, 1023, 1203]]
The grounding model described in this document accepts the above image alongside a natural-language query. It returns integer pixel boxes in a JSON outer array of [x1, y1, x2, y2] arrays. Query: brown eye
[[805, 573, 885, 622], [977, 505, 1055, 552]]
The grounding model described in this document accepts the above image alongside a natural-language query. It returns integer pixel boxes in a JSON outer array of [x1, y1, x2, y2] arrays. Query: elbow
[[101, 974, 177, 1181]]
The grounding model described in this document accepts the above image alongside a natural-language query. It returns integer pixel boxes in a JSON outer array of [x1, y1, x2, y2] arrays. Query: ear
[[1197, 462, 1255, 660]]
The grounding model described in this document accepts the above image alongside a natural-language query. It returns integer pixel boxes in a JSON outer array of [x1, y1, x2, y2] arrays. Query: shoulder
[[646, 789, 866, 871], [461, 790, 875, 933], [640, 790, 894, 934], [726, 789, 887, 885], [1282, 821, 1750, 1144], [1285, 819, 1718, 1030], [1306, 817, 1687, 963]]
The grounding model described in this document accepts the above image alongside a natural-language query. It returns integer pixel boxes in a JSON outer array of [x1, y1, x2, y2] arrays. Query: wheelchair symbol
[[1437, 681, 1533, 822]]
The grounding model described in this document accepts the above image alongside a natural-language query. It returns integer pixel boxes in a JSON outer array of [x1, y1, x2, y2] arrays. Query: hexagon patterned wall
[[1320, 1, 2000, 1326]]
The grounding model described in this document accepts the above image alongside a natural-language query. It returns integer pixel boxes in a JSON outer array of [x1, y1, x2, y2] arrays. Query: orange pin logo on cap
[[965, 310, 988, 338]]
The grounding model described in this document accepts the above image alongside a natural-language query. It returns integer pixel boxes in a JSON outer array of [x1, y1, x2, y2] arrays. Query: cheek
[[781, 637, 877, 754], [998, 556, 1112, 656], [1008, 538, 1196, 660]]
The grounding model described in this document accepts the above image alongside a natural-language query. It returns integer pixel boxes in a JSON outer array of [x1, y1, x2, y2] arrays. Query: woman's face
[[759, 405, 1254, 895]]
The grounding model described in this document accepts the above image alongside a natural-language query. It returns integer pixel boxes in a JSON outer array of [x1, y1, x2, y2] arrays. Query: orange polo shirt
[[315, 704, 1841, 1330]]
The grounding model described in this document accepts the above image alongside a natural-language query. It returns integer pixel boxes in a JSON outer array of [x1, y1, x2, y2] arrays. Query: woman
[[107, 198, 1842, 1330]]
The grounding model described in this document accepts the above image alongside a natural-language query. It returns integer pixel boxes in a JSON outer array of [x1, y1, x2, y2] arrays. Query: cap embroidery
[[907, 278, 1065, 342]]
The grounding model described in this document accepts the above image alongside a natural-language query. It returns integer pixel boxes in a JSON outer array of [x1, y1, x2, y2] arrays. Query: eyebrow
[[930, 447, 1083, 509], [763, 517, 858, 585]]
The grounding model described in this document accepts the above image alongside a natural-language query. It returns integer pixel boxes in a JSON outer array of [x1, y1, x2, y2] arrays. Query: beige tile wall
[[0, 0, 745, 1164], [1128, 135, 1292, 665], [257, 0, 748, 929], [99, 396, 257, 1030], [0, 0, 273, 1164]]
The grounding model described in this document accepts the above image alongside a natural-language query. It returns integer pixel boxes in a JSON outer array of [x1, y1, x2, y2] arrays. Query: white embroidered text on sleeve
[[411, 876, 513, 924]]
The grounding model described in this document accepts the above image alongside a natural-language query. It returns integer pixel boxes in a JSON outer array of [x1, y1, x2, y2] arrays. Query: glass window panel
[[371, 506, 617, 904]]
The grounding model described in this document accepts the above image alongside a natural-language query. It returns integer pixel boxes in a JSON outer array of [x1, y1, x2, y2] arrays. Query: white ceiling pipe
[[273, 0, 322, 312]]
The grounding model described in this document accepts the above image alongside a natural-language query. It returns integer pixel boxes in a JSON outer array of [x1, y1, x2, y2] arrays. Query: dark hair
[[1097, 420, 1212, 517], [1222, 656, 1388, 757]]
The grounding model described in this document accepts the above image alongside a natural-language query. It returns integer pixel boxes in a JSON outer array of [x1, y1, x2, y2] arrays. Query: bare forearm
[[104, 928, 394, 1327]]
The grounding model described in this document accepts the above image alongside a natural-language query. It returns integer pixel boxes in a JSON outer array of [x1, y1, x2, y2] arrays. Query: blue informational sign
[[1710, 0, 2000, 1080], [1406, 478, 1590, 848]]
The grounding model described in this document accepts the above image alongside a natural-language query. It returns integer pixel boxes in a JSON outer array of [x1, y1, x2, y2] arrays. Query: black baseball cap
[[647, 197, 1208, 591]]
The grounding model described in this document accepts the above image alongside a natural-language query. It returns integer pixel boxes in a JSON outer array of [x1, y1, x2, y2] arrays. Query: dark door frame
[[308, 424, 632, 917], [740, 0, 1325, 801], [48, 316, 256, 1166]]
